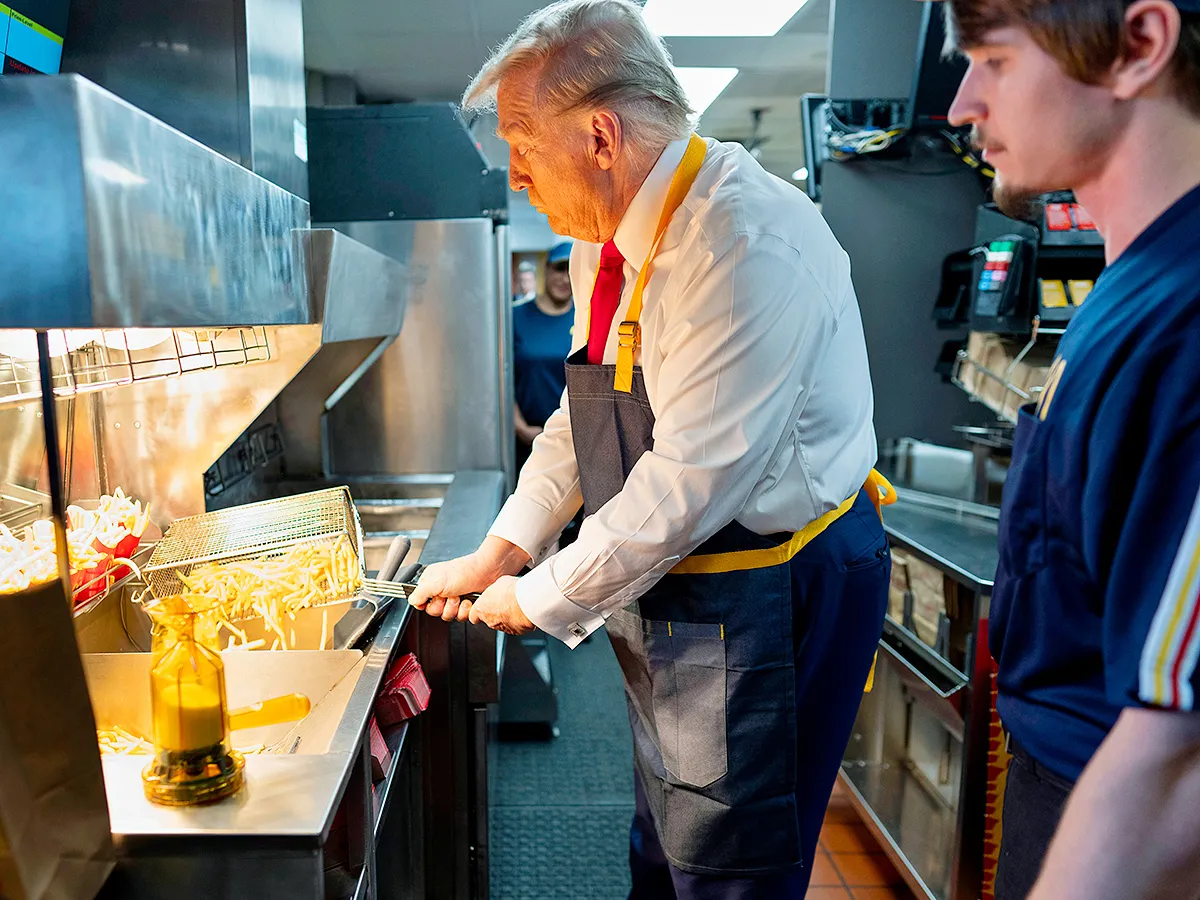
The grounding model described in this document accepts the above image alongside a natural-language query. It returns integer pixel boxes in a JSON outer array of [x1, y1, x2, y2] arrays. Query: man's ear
[[1111, 0, 1182, 101], [590, 110, 623, 171]]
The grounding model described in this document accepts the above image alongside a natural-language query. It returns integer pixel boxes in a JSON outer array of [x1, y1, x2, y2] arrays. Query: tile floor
[[810, 779, 917, 900]]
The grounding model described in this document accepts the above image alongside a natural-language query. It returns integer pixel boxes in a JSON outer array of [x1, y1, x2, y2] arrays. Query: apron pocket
[[645, 621, 728, 788]]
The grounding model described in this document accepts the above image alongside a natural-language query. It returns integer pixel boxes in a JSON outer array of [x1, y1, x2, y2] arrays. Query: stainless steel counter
[[384, 469, 507, 900], [104, 754, 353, 841], [96, 470, 506, 900], [841, 489, 999, 900], [883, 489, 999, 594]]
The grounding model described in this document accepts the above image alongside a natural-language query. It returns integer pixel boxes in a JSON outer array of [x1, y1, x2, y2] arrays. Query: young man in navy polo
[[948, 1, 1200, 897]]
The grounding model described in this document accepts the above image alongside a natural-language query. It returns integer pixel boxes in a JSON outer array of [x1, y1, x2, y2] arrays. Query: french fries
[[0, 488, 150, 597], [97, 726, 154, 756], [179, 535, 362, 651], [97, 727, 266, 756], [0, 520, 61, 592]]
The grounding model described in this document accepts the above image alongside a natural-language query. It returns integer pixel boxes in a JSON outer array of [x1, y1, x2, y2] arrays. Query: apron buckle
[[617, 320, 641, 349]]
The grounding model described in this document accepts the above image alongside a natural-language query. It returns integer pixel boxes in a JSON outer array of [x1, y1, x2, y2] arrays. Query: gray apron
[[565, 348, 807, 874]]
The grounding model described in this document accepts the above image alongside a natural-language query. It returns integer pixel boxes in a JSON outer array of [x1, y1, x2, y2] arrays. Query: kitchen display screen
[[1, 0, 69, 75]]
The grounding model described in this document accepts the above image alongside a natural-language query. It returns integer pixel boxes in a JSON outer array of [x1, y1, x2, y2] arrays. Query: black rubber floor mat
[[491, 632, 636, 898]]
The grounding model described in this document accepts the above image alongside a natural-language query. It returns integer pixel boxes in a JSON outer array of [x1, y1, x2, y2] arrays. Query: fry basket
[[143, 487, 366, 601]]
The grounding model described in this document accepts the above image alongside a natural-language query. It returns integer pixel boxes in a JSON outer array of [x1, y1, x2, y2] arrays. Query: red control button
[[1046, 203, 1073, 231], [1071, 204, 1096, 230]]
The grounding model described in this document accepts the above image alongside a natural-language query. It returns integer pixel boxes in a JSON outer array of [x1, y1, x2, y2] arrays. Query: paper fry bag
[[0, 579, 113, 900]]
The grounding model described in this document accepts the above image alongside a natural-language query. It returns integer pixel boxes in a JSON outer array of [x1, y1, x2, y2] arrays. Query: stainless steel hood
[[269, 230, 411, 478], [0, 74, 410, 516], [0, 74, 310, 330], [304, 229, 407, 343]]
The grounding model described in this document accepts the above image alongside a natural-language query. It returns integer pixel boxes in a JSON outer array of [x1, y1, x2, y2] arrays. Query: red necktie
[[587, 240, 625, 365]]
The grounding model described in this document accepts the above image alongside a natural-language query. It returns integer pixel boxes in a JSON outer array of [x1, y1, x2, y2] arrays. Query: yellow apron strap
[[864, 468, 896, 522], [672, 470, 895, 576], [671, 493, 856, 575], [614, 133, 708, 393], [861, 468, 891, 693]]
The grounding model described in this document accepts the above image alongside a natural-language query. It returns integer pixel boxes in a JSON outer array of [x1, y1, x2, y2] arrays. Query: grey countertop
[[884, 490, 999, 593], [104, 753, 352, 846]]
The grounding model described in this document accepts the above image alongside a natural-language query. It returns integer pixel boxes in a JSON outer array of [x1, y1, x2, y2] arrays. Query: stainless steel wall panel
[[325, 220, 510, 476], [0, 76, 311, 330], [493, 225, 516, 490], [273, 337, 383, 475]]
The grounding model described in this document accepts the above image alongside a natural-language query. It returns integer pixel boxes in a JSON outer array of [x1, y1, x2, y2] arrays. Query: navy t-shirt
[[991, 183, 1200, 782], [513, 297, 574, 428]]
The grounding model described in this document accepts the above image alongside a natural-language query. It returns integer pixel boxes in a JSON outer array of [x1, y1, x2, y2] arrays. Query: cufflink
[[568, 623, 587, 639]]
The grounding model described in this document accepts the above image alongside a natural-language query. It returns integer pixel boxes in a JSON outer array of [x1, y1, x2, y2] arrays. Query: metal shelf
[[951, 317, 1062, 422], [840, 764, 952, 900], [0, 327, 271, 409], [951, 355, 1030, 424], [952, 424, 1013, 452]]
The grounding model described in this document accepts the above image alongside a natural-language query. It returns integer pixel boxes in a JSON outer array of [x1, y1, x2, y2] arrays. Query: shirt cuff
[[488, 494, 565, 564], [516, 562, 606, 649]]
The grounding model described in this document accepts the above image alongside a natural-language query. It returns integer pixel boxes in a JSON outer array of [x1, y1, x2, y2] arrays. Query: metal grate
[[0, 483, 49, 532], [143, 487, 364, 599], [0, 327, 271, 409]]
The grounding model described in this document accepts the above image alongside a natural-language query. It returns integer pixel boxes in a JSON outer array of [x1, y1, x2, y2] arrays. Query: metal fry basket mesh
[[144, 487, 365, 599]]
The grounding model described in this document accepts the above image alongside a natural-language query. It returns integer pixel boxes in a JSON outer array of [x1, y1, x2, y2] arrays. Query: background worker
[[513, 241, 574, 471]]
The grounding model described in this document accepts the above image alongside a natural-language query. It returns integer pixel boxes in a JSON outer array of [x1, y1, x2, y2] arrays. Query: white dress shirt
[[489, 137, 877, 647]]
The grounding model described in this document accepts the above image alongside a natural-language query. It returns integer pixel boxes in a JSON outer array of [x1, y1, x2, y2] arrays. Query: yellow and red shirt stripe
[[1139, 484, 1200, 710]]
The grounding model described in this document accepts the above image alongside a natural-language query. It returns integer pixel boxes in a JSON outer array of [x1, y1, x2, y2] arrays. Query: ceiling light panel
[[673, 67, 738, 117], [643, 0, 812, 37]]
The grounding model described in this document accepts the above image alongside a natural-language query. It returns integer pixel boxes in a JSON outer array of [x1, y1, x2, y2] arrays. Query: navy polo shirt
[[991, 183, 1200, 782], [512, 297, 574, 428]]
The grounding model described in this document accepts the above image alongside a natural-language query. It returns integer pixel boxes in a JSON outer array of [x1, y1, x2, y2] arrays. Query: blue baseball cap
[[547, 241, 573, 265]]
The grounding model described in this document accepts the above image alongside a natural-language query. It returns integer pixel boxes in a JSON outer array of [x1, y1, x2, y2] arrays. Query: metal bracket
[[617, 320, 640, 348]]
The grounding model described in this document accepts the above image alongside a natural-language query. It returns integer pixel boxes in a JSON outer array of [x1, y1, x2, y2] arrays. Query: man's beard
[[971, 127, 1044, 222], [992, 176, 1044, 222]]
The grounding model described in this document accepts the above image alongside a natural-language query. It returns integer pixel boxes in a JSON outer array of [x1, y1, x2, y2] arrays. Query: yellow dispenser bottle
[[141, 596, 244, 806]]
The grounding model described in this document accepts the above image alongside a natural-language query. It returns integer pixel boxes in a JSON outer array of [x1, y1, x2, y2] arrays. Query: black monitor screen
[[2, 0, 70, 75], [909, 1, 967, 129]]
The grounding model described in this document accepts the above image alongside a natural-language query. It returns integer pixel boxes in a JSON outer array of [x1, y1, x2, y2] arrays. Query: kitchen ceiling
[[301, 0, 830, 181]]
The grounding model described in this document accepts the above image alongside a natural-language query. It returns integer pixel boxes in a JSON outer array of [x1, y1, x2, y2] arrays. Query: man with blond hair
[[410, 1, 892, 895], [946, 0, 1200, 897]]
